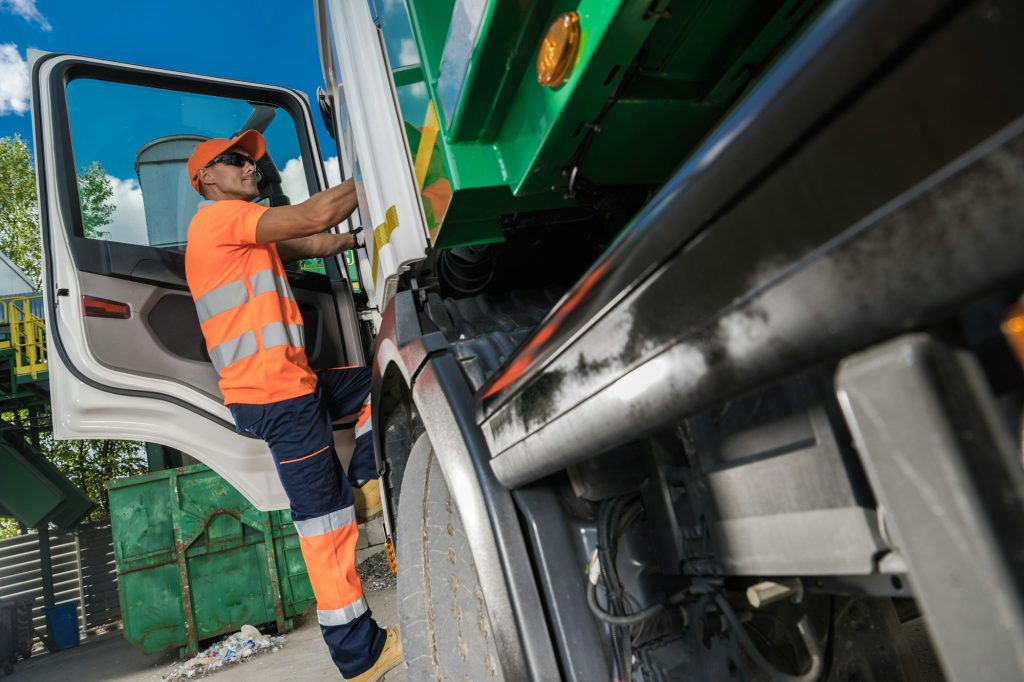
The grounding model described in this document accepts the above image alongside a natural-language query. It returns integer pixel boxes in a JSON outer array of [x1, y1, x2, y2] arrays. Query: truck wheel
[[397, 433, 505, 680]]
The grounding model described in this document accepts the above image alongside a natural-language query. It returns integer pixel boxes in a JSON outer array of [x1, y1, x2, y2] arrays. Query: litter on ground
[[161, 624, 285, 680]]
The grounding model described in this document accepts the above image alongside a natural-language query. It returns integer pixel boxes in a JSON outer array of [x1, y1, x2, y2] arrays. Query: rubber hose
[[587, 581, 667, 626], [713, 593, 823, 682]]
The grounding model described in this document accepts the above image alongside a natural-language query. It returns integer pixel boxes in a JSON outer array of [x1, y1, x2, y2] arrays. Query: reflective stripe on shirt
[[250, 269, 296, 300], [261, 322, 305, 351], [209, 331, 258, 372], [197, 270, 305, 372], [186, 199, 316, 405], [249, 269, 278, 297], [194, 279, 248, 323]]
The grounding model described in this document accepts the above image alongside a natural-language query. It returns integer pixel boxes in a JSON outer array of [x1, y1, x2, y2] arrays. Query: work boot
[[347, 625, 403, 682], [353, 479, 382, 522]]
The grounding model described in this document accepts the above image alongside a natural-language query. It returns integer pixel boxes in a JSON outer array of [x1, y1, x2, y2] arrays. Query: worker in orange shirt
[[184, 130, 400, 682]]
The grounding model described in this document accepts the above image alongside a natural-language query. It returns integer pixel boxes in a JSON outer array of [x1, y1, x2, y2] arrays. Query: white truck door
[[32, 52, 357, 510], [316, 0, 430, 311]]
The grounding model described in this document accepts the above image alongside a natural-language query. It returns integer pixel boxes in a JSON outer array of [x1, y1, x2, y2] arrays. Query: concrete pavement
[[8, 586, 405, 682]]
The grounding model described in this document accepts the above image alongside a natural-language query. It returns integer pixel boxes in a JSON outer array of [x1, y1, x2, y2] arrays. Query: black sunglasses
[[206, 152, 259, 170]]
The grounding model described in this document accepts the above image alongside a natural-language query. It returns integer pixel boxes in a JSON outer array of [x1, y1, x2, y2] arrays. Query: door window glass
[[65, 78, 317, 251]]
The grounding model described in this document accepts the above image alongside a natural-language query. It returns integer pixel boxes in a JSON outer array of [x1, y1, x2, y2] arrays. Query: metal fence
[[0, 293, 47, 381], [0, 522, 120, 649]]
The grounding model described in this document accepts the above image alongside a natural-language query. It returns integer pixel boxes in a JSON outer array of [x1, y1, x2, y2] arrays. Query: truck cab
[[33, 0, 1024, 680]]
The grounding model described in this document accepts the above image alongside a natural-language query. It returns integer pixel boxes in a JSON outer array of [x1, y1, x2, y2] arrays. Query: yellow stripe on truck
[[371, 205, 400, 285], [413, 100, 439, 191]]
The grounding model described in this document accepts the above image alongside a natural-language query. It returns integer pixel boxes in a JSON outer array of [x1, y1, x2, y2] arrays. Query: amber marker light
[[1002, 302, 1024, 368], [537, 11, 581, 88]]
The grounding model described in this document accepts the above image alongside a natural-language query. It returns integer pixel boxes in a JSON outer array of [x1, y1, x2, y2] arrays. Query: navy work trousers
[[230, 366, 385, 678]]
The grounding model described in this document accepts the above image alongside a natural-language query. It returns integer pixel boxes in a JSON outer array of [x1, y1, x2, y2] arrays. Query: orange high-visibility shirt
[[185, 200, 316, 405]]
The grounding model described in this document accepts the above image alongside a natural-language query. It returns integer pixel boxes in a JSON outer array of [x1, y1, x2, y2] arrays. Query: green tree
[[0, 135, 42, 286], [0, 143, 139, 539], [0, 137, 118, 284], [78, 160, 116, 238], [0, 517, 20, 540], [40, 429, 147, 520]]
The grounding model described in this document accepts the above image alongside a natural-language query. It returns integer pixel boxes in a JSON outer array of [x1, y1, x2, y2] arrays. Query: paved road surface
[[9, 587, 404, 682]]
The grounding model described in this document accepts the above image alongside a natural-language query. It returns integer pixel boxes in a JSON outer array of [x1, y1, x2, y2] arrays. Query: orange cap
[[187, 130, 267, 193]]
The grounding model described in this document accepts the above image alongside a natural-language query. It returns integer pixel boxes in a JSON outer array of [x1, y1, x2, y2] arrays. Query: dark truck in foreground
[[361, 1, 1024, 680]]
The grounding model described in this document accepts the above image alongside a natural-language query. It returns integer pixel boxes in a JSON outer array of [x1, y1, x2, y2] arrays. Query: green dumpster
[[107, 464, 312, 654]]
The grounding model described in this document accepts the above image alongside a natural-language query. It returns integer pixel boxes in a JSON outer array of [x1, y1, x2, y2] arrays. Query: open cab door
[[31, 51, 365, 510]]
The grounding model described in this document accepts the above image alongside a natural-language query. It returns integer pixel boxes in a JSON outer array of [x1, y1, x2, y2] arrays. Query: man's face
[[198, 146, 260, 200]]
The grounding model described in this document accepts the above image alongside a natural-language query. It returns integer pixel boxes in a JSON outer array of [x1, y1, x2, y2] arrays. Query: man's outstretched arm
[[255, 178, 358, 243], [276, 232, 358, 262]]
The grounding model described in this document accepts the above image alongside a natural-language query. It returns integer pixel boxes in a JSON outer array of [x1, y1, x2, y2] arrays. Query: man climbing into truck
[[183, 129, 402, 682]]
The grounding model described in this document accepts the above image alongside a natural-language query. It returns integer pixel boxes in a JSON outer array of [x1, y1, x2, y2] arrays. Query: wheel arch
[[370, 291, 560, 680]]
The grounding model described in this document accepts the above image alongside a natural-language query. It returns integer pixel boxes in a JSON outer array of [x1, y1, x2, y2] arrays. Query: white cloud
[[279, 157, 311, 204], [398, 38, 418, 66], [1, 0, 51, 30], [101, 175, 148, 245], [323, 156, 341, 187], [280, 156, 343, 203], [0, 43, 29, 116]]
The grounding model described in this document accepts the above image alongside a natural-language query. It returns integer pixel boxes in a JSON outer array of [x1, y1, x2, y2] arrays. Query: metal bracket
[[837, 334, 1024, 681]]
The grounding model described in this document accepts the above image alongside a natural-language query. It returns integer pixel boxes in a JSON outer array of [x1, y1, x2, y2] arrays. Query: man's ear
[[196, 166, 217, 195]]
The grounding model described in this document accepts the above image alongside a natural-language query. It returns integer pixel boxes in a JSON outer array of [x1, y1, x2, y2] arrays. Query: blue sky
[[0, 0, 423, 158], [0, 0, 426, 246]]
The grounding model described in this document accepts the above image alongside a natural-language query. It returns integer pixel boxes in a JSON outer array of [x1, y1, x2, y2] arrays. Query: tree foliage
[[39, 428, 148, 520], [0, 136, 119, 285], [0, 135, 41, 286], [0, 517, 19, 541], [0, 141, 142, 539], [78, 160, 116, 238]]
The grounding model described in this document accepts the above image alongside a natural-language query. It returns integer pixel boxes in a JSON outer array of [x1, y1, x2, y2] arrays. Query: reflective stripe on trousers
[[355, 398, 372, 438], [227, 366, 385, 677], [294, 504, 367, 626]]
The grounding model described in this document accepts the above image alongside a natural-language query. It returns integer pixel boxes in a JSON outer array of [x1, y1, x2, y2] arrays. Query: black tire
[[381, 398, 420, 518], [397, 433, 505, 681]]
